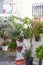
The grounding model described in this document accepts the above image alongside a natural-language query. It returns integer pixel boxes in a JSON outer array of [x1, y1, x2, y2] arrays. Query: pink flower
[[40, 28, 43, 31], [38, 23, 40, 27], [33, 18, 40, 23], [32, 24, 36, 29], [33, 19, 37, 23], [41, 24, 43, 26]]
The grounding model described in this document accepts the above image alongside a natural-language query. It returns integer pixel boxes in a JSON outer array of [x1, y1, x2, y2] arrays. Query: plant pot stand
[[14, 40, 26, 65]]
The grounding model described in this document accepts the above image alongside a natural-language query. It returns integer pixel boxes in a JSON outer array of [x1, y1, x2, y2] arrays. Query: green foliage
[[23, 17, 33, 39], [8, 41, 17, 50], [36, 45, 43, 59], [8, 16, 34, 39], [11, 23, 24, 40], [24, 49, 31, 60], [32, 18, 43, 36], [33, 22, 40, 36], [23, 27, 33, 39]]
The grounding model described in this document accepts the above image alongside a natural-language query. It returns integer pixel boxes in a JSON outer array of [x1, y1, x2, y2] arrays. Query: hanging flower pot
[[35, 35, 40, 42]]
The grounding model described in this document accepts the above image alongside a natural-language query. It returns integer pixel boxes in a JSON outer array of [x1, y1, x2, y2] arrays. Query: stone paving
[[0, 61, 15, 65], [0, 51, 16, 65], [0, 37, 42, 65]]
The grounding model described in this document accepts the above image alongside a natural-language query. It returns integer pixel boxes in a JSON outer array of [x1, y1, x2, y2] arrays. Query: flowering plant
[[32, 17, 43, 36], [39, 21, 43, 34]]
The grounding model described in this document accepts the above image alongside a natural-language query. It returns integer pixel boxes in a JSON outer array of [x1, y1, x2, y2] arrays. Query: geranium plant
[[39, 21, 43, 34], [32, 17, 40, 36], [32, 17, 43, 35]]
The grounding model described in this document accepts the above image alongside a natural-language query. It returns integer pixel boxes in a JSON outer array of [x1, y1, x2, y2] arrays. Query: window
[[32, 3, 43, 18], [0, 0, 17, 14]]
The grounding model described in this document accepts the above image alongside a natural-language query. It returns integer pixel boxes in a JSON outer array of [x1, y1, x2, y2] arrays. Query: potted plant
[[2, 32, 9, 51], [2, 35, 9, 51], [35, 35, 40, 41], [10, 23, 24, 43], [23, 17, 34, 56], [2, 42, 8, 51], [18, 35, 23, 42], [32, 17, 41, 42], [23, 49, 33, 65], [1, 25, 9, 51], [0, 18, 12, 51], [35, 45, 43, 65], [8, 40, 17, 51], [11, 29, 20, 40]]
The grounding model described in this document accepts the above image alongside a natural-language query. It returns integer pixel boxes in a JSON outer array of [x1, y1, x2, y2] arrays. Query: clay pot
[[19, 38, 23, 42], [15, 59, 25, 65], [17, 46, 23, 52]]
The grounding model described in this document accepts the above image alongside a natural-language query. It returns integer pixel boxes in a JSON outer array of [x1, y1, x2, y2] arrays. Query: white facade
[[0, 0, 17, 17], [0, 0, 43, 18], [17, 0, 43, 18]]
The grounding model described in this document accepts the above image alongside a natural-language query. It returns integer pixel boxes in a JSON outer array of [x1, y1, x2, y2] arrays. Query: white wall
[[17, 0, 43, 18], [0, 0, 43, 18]]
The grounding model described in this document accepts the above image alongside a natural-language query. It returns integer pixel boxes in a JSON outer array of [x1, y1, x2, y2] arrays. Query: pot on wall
[[35, 36, 40, 42], [2, 44, 8, 51]]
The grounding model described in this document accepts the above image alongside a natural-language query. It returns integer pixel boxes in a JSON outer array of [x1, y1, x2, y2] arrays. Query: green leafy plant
[[11, 29, 20, 40], [8, 41, 17, 50], [39, 21, 43, 34], [22, 17, 33, 56], [0, 18, 12, 46], [32, 21, 40, 36], [36, 45, 43, 59], [23, 17, 33, 39], [32, 18, 43, 36], [11, 23, 23, 40], [24, 49, 31, 60]]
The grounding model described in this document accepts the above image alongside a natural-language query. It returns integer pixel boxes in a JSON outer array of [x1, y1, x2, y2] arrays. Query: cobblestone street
[[0, 61, 15, 65], [0, 51, 16, 65]]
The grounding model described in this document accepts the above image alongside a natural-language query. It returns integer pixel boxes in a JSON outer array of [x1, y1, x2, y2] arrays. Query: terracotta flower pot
[[14, 59, 25, 65], [19, 38, 23, 42], [17, 46, 23, 52]]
